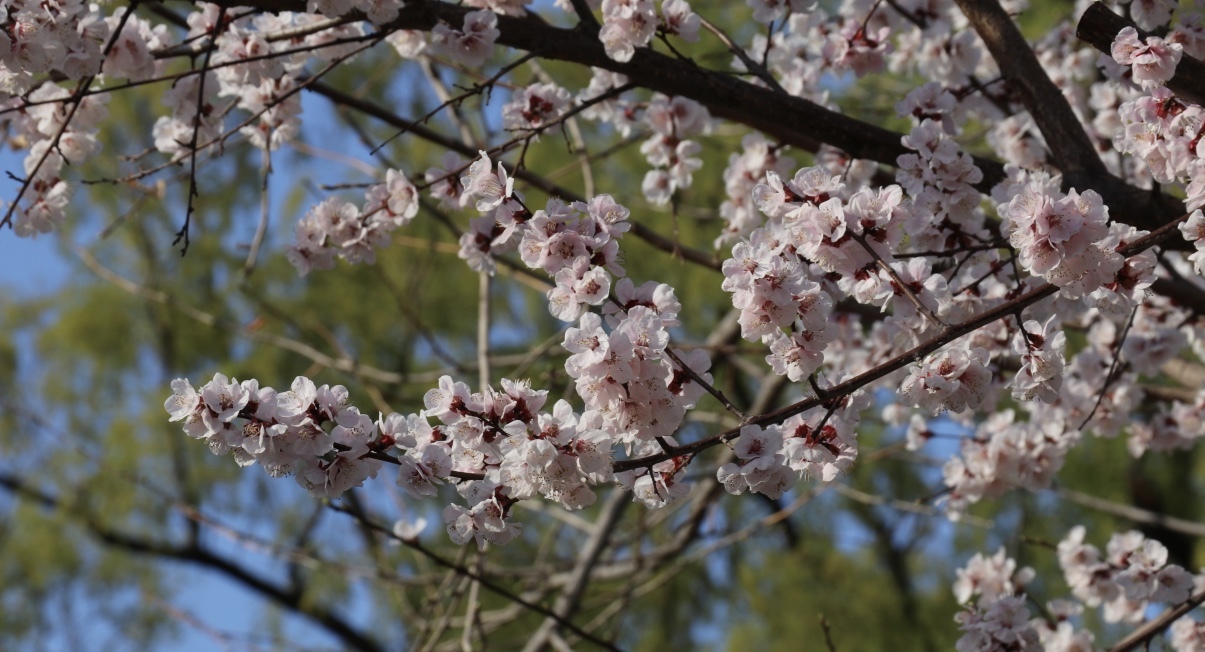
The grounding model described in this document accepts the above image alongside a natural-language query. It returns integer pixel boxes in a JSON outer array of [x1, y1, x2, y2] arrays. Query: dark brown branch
[[954, 0, 1189, 238], [955, 0, 1106, 176], [280, 1, 1186, 243], [203, 0, 1007, 189]]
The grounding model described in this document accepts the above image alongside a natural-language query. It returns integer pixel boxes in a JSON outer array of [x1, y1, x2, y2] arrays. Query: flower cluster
[[167, 372, 627, 547], [952, 546, 1102, 652], [822, 13, 890, 78], [287, 169, 420, 274], [900, 347, 992, 415], [954, 548, 1035, 607], [1112, 86, 1204, 187], [952, 549, 1040, 652], [166, 342, 715, 540], [0, 0, 109, 94], [442, 149, 718, 514], [1059, 525, 1196, 624], [159, 9, 364, 160], [576, 68, 638, 136], [714, 134, 797, 248], [1128, 388, 1205, 457], [1172, 618, 1205, 652], [165, 374, 385, 497], [598, 0, 656, 63], [896, 119, 988, 254], [562, 301, 711, 453], [6, 83, 108, 237], [940, 409, 1077, 518], [997, 173, 1122, 298], [429, 10, 500, 67], [502, 82, 572, 135], [639, 94, 710, 205], [1010, 316, 1066, 403], [454, 150, 639, 326], [718, 389, 864, 498], [1112, 26, 1182, 90]]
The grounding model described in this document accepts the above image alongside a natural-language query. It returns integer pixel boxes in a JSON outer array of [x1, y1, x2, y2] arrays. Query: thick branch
[[955, 0, 1105, 176], [943, 1, 1190, 237], [275, 2, 1187, 241], [204, 0, 1006, 188]]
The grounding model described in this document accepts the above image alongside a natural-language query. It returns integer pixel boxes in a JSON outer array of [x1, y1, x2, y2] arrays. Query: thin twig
[[664, 348, 746, 421], [1057, 487, 1205, 539], [1079, 305, 1138, 431], [848, 228, 946, 328], [478, 271, 492, 392], [375, 53, 535, 155], [241, 138, 273, 277], [819, 614, 837, 652], [327, 503, 624, 652], [698, 16, 787, 94]]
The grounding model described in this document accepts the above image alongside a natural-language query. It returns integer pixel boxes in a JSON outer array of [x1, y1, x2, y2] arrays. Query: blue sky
[[0, 148, 72, 296]]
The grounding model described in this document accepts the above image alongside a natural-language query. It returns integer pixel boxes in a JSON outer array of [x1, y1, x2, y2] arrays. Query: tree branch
[[201, 0, 1005, 188], [1109, 589, 1205, 652], [954, 0, 1106, 176]]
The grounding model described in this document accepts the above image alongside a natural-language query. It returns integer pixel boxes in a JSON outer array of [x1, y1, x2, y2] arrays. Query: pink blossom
[[1112, 27, 1182, 90]]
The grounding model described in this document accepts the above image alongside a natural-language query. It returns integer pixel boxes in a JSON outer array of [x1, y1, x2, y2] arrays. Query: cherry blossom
[[599, 0, 657, 63], [1182, 209, 1205, 274], [1112, 26, 1182, 90], [1058, 526, 1196, 624], [502, 82, 572, 133], [1011, 316, 1066, 403], [430, 9, 500, 67], [10, 0, 1195, 641], [899, 347, 992, 415]]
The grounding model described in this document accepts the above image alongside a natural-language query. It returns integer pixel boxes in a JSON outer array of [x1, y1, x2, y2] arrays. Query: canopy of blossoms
[[6, 0, 1205, 647]]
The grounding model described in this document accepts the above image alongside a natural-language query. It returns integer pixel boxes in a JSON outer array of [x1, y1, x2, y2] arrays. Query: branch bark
[[202, 0, 1006, 188], [955, 0, 1106, 176]]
